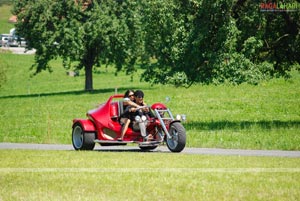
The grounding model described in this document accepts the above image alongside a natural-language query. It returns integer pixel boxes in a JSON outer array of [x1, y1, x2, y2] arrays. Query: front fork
[[154, 108, 179, 139], [154, 109, 174, 139], [152, 120, 181, 142]]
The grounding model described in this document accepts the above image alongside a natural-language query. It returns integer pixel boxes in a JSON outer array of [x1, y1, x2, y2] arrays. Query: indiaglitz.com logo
[[260, 2, 300, 12]]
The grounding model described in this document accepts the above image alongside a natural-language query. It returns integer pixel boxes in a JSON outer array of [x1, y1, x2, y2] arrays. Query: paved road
[[1, 143, 299, 157], [1, 47, 35, 54]]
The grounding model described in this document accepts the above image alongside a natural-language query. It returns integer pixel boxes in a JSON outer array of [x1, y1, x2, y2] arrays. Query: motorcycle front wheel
[[166, 122, 186, 152]]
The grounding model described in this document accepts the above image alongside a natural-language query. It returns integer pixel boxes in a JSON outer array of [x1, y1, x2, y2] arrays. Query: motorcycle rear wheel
[[72, 123, 95, 150], [166, 122, 186, 152]]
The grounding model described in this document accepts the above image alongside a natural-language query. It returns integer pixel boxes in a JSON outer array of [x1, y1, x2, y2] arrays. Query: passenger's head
[[124, 89, 135, 101], [134, 90, 144, 104]]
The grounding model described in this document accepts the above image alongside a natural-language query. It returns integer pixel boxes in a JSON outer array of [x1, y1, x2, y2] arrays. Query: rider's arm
[[129, 103, 149, 113], [123, 99, 139, 108]]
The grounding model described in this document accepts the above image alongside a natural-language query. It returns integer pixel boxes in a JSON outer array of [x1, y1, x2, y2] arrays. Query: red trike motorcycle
[[72, 94, 186, 152]]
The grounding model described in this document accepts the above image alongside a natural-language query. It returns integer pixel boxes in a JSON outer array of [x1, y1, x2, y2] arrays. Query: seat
[[110, 100, 125, 121], [118, 100, 124, 117], [110, 102, 119, 120]]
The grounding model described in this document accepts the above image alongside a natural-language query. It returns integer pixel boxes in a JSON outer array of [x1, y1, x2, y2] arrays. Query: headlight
[[135, 116, 141, 122], [175, 114, 187, 122]]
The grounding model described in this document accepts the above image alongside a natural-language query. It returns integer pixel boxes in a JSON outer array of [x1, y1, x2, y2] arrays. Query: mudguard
[[72, 119, 96, 132]]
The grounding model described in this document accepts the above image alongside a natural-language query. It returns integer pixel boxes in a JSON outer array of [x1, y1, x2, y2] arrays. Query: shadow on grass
[[184, 120, 300, 130], [0, 87, 141, 99]]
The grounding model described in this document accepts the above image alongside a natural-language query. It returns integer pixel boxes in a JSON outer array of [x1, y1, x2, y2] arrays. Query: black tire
[[72, 123, 95, 150], [166, 122, 186, 152]]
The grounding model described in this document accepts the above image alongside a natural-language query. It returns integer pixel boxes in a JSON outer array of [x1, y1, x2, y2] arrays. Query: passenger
[[128, 90, 152, 141], [118, 90, 139, 141]]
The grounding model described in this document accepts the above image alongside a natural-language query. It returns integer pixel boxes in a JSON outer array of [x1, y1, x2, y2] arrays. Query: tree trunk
[[85, 63, 93, 91]]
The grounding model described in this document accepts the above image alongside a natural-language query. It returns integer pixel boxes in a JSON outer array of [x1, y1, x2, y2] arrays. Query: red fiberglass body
[[72, 94, 186, 152]]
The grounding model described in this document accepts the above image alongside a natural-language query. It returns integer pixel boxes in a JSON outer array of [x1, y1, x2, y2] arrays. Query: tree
[[12, 0, 142, 91], [13, 0, 299, 89], [140, 0, 299, 86], [233, 0, 300, 78]]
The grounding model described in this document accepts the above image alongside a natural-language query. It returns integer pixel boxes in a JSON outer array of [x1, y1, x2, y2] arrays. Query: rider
[[118, 89, 139, 141], [128, 90, 152, 141]]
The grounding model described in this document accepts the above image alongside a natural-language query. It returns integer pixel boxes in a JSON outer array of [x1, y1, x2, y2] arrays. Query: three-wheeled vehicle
[[72, 94, 186, 152]]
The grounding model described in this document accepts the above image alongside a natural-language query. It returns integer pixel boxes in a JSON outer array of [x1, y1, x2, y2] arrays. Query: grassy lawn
[[0, 3, 14, 34], [0, 52, 300, 150], [0, 150, 299, 200]]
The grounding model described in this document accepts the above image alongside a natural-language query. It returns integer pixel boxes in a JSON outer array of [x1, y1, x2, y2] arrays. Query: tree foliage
[[13, 0, 141, 90], [140, 0, 300, 86], [12, 0, 300, 89]]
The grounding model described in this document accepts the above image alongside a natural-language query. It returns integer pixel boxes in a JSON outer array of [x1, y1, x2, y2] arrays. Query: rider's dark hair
[[134, 90, 144, 98], [124, 89, 135, 98]]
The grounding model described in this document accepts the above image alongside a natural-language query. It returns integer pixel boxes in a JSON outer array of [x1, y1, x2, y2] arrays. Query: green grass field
[[0, 3, 14, 34], [0, 52, 300, 150], [0, 150, 299, 201]]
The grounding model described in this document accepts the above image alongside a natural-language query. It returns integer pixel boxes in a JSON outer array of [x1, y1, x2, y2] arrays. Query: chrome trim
[[154, 109, 174, 139]]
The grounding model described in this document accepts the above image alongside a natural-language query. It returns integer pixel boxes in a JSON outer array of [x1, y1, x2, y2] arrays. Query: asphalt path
[[1, 47, 35, 54], [1, 143, 299, 157]]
